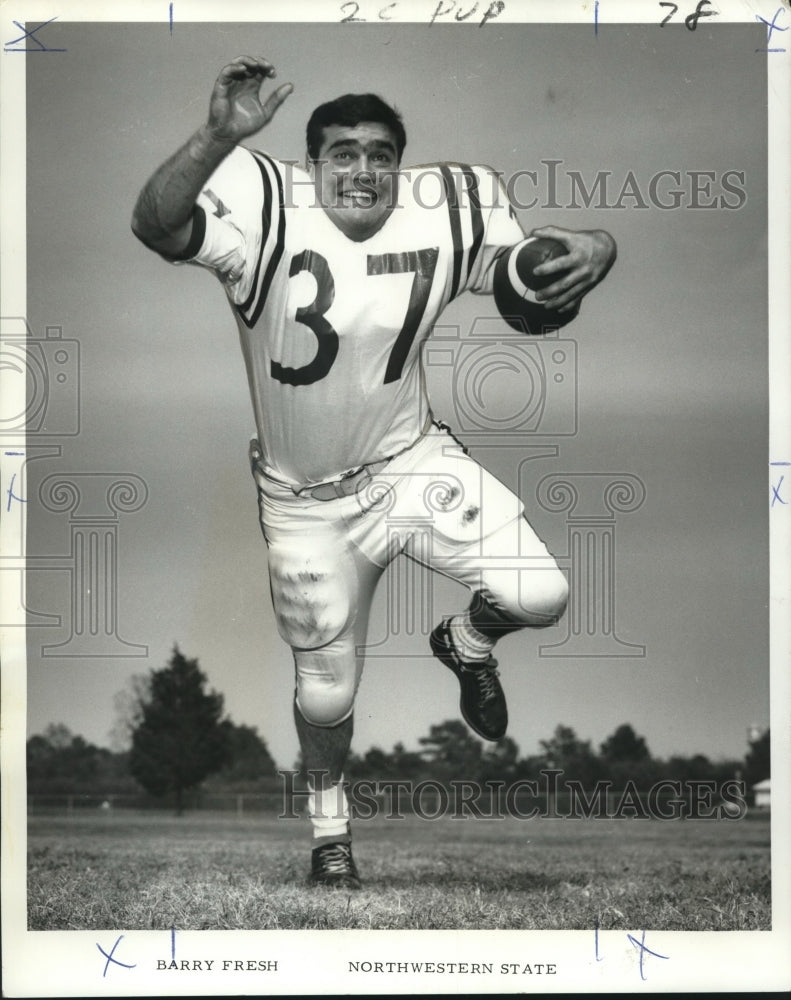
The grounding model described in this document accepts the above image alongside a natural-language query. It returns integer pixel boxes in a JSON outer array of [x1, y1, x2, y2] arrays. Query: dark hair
[[306, 93, 407, 163]]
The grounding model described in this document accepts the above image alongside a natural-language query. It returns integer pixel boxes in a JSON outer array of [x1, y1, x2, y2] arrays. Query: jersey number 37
[[271, 246, 440, 388]]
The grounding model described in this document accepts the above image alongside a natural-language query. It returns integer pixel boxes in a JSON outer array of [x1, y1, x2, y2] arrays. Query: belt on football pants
[[296, 458, 392, 502]]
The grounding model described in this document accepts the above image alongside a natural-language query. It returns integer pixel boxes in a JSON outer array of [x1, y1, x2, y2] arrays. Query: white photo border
[[1, 0, 789, 995]]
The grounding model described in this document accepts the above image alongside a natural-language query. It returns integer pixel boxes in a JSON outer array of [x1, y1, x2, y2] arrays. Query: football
[[493, 236, 578, 335]]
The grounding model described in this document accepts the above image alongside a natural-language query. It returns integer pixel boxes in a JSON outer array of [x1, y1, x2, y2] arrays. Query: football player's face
[[312, 122, 400, 242]]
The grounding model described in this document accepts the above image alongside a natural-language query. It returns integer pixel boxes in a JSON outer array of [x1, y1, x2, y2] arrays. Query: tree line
[[27, 647, 771, 809], [344, 719, 769, 793]]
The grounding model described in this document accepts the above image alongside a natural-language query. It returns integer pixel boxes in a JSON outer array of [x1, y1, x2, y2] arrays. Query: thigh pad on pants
[[267, 538, 356, 651]]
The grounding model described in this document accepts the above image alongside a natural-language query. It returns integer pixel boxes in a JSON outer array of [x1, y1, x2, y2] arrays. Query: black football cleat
[[310, 841, 362, 890], [430, 619, 508, 741]]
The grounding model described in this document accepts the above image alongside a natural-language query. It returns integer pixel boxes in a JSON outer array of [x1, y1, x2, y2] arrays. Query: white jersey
[[174, 149, 524, 486]]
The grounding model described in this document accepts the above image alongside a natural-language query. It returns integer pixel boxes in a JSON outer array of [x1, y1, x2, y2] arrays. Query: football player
[[132, 56, 616, 889]]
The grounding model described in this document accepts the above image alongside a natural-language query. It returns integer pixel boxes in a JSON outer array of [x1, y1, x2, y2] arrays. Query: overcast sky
[[21, 19, 772, 769]]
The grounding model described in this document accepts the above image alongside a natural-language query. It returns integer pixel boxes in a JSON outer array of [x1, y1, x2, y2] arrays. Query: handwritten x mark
[[5, 17, 66, 53], [627, 930, 669, 982], [96, 935, 136, 978], [755, 7, 788, 51]]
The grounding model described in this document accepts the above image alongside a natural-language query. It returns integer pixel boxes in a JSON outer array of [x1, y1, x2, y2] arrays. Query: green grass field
[[28, 810, 770, 931]]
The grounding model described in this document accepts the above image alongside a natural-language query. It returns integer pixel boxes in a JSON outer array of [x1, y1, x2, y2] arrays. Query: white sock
[[308, 779, 350, 841], [448, 611, 496, 663]]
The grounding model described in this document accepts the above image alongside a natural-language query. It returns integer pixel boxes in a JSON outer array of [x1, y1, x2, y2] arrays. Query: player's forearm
[[131, 125, 236, 252]]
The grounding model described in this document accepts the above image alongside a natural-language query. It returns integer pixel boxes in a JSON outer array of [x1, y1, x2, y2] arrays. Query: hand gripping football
[[493, 236, 579, 335]]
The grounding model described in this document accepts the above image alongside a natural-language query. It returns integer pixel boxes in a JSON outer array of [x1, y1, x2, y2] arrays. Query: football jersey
[[173, 148, 524, 486]]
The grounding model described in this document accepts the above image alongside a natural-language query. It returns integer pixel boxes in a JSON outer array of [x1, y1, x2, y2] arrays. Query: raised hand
[[207, 56, 293, 143]]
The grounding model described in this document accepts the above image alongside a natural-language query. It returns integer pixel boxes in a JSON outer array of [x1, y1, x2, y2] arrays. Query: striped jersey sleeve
[[437, 163, 525, 297], [171, 146, 287, 319]]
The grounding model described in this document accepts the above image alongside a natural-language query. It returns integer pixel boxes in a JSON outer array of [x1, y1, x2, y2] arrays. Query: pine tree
[[129, 646, 230, 813], [599, 723, 650, 762]]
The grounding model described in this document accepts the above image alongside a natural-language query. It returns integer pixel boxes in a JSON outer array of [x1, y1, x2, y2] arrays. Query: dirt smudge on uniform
[[462, 505, 480, 524]]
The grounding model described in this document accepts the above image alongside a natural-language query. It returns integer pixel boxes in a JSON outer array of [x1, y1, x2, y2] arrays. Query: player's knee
[[293, 644, 359, 728], [296, 673, 356, 728], [494, 564, 568, 628], [529, 566, 569, 624]]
